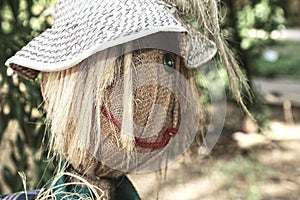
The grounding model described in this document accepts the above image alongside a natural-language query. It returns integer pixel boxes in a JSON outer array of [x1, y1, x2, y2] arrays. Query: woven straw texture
[[5, 0, 186, 74]]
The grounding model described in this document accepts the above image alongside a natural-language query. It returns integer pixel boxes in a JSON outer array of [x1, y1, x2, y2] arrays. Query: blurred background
[[0, 0, 299, 199]]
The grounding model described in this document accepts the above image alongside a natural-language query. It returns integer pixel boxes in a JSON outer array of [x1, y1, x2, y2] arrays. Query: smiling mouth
[[100, 105, 178, 148]]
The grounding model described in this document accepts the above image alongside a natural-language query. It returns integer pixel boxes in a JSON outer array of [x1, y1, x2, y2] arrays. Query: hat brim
[[5, 0, 217, 79], [5, 28, 185, 72], [6, 29, 217, 80]]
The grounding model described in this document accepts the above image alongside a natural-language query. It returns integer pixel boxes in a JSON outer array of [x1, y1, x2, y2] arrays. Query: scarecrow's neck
[[66, 165, 141, 200], [66, 165, 122, 199]]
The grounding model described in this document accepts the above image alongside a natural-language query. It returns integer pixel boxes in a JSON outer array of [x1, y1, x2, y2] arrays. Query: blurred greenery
[[218, 0, 287, 128], [254, 41, 300, 78], [209, 153, 270, 200], [0, 0, 56, 194], [236, 0, 285, 50], [221, 0, 286, 78], [278, 0, 300, 27]]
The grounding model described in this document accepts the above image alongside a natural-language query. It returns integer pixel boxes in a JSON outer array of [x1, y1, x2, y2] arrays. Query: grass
[[209, 153, 268, 200], [253, 41, 300, 78]]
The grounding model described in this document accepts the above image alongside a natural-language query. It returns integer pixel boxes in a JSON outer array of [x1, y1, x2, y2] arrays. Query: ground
[[129, 103, 300, 200]]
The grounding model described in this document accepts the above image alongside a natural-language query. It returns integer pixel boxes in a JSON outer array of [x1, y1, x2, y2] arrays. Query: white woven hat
[[5, 0, 217, 79]]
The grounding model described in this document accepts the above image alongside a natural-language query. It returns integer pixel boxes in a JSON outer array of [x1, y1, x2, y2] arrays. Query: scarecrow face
[[40, 46, 197, 176], [100, 49, 185, 152]]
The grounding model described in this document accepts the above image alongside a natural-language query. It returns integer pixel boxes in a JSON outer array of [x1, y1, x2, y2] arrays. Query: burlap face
[[41, 46, 198, 180], [99, 49, 183, 153]]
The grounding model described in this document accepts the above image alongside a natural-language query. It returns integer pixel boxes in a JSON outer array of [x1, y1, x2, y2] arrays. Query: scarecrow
[[1, 0, 249, 199]]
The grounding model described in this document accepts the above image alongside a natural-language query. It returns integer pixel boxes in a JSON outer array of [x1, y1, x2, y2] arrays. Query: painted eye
[[163, 53, 175, 73]]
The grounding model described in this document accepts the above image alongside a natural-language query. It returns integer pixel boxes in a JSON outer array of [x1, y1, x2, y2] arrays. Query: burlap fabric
[[41, 44, 198, 198]]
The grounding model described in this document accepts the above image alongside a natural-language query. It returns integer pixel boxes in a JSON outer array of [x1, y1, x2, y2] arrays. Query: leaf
[[0, 113, 9, 141], [10, 151, 18, 166], [26, 0, 34, 16], [0, 0, 7, 11], [3, 166, 21, 190], [0, 0, 56, 194], [16, 134, 24, 156], [7, 0, 20, 20]]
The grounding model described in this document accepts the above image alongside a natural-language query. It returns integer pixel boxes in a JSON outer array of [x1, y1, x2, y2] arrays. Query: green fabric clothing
[[0, 190, 40, 200], [47, 173, 141, 200]]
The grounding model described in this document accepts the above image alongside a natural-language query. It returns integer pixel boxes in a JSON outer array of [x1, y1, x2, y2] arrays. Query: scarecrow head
[[4, 0, 248, 199]]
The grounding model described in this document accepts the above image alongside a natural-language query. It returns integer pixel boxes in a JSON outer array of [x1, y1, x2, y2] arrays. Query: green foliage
[[254, 41, 300, 78], [0, 0, 56, 194], [209, 153, 267, 200], [219, 0, 287, 129], [237, 0, 285, 51], [221, 0, 286, 62]]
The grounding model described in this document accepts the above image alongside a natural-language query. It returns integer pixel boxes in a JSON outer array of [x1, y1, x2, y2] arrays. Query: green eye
[[163, 53, 175, 73]]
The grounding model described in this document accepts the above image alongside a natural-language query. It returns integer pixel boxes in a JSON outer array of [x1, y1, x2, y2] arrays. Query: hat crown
[[53, 0, 178, 28]]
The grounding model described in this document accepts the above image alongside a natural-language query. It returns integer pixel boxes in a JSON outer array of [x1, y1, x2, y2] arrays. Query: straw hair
[[43, 47, 118, 163], [166, 0, 252, 113], [120, 51, 135, 150], [36, 171, 104, 199]]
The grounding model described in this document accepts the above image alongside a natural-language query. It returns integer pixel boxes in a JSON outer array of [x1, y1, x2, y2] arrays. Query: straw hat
[[5, 0, 217, 80]]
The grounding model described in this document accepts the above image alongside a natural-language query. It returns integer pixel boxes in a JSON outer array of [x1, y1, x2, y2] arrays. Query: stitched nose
[[133, 84, 175, 137]]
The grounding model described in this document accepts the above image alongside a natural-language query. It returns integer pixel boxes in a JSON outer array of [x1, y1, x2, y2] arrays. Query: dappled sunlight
[[129, 104, 300, 199], [129, 158, 228, 200], [266, 122, 300, 140]]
